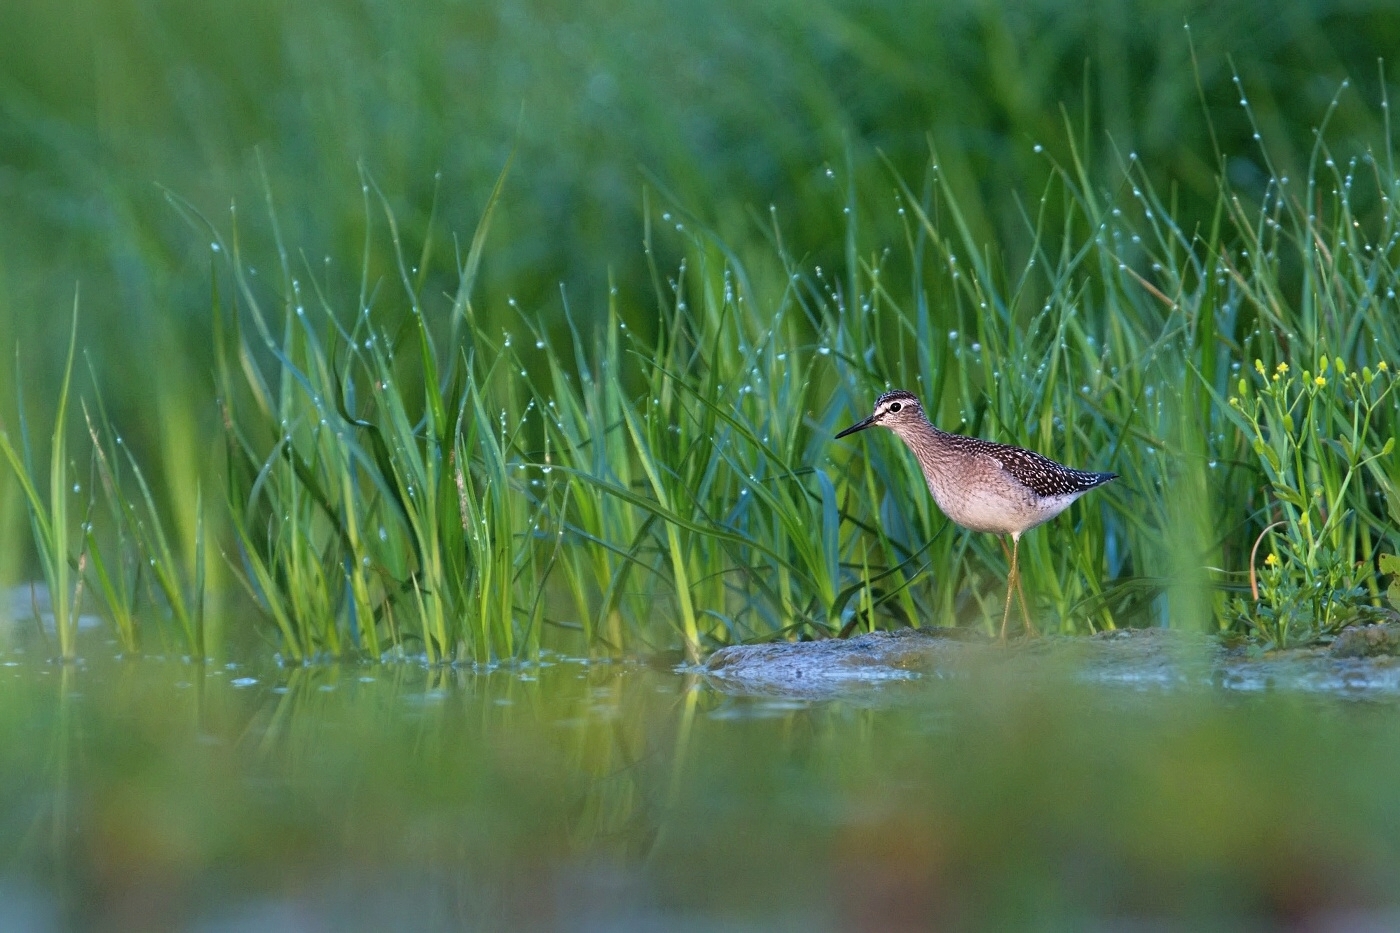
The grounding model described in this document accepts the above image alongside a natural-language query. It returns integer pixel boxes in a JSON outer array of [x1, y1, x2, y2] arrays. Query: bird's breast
[[925, 474, 1036, 534], [922, 461, 1085, 536]]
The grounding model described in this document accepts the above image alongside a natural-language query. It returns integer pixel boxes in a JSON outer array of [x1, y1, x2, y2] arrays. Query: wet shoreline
[[701, 625, 1400, 699]]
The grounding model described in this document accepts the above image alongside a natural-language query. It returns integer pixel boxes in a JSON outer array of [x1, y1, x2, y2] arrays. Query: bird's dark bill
[[835, 416, 876, 439]]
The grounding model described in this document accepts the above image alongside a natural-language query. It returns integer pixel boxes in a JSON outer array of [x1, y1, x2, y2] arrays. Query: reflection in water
[[2, 642, 1400, 930]]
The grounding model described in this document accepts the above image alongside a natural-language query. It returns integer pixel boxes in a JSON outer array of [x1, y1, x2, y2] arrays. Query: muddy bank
[[700, 625, 1400, 699]]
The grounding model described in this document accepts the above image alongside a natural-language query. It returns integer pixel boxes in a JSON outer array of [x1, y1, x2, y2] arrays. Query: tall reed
[[6, 103, 1396, 660]]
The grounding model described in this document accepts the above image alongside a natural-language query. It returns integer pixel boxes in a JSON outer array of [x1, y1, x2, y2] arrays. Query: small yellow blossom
[[1314, 376, 1327, 387], [1380, 361, 1390, 374], [1265, 553, 1279, 567], [1254, 359, 1266, 376], [1276, 362, 1289, 374], [1272, 373, 1281, 382]]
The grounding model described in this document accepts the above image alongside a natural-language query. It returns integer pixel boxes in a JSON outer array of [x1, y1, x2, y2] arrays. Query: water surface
[[3, 635, 1399, 931]]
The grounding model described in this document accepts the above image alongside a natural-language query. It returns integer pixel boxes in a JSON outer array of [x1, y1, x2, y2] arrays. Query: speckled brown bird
[[836, 389, 1116, 640]]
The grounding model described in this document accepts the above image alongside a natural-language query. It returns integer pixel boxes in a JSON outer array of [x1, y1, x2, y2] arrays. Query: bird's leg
[[999, 536, 1035, 636], [999, 533, 1020, 643]]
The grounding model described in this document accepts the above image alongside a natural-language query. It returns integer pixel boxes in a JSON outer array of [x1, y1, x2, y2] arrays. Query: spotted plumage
[[942, 436, 1116, 499], [836, 388, 1117, 639]]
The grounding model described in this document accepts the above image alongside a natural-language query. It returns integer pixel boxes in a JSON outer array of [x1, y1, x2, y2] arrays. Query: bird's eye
[[888, 402, 902, 412]]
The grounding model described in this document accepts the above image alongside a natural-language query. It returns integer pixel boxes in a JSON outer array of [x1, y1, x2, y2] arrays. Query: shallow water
[[3, 633, 1400, 931]]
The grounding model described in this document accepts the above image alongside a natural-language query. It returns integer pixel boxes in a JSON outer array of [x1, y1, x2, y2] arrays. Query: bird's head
[[835, 390, 925, 439]]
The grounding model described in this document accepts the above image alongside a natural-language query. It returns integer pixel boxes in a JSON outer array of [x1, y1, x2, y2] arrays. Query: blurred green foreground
[[2, 637, 1399, 931]]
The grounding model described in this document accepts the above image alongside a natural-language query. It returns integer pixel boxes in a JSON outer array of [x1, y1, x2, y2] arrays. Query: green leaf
[[1380, 554, 1400, 577], [816, 470, 840, 598], [1253, 439, 1281, 473]]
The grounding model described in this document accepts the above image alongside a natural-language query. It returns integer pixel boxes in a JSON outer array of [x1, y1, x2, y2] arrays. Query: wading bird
[[836, 390, 1116, 640]]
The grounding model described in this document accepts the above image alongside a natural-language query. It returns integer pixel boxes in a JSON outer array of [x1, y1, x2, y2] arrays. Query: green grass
[[0, 301, 207, 660], [1, 1, 1399, 660], [65, 107, 1392, 662], [0, 300, 81, 658]]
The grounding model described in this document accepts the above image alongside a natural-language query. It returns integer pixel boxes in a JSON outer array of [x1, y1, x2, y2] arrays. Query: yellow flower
[[1380, 361, 1390, 373], [1315, 376, 1327, 387], [1276, 362, 1289, 374], [1265, 553, 1279, 567]]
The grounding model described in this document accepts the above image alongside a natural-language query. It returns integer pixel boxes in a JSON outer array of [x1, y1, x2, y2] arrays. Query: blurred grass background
[[2, 0, 1399, 654], [3, 0, 1395, 422]]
